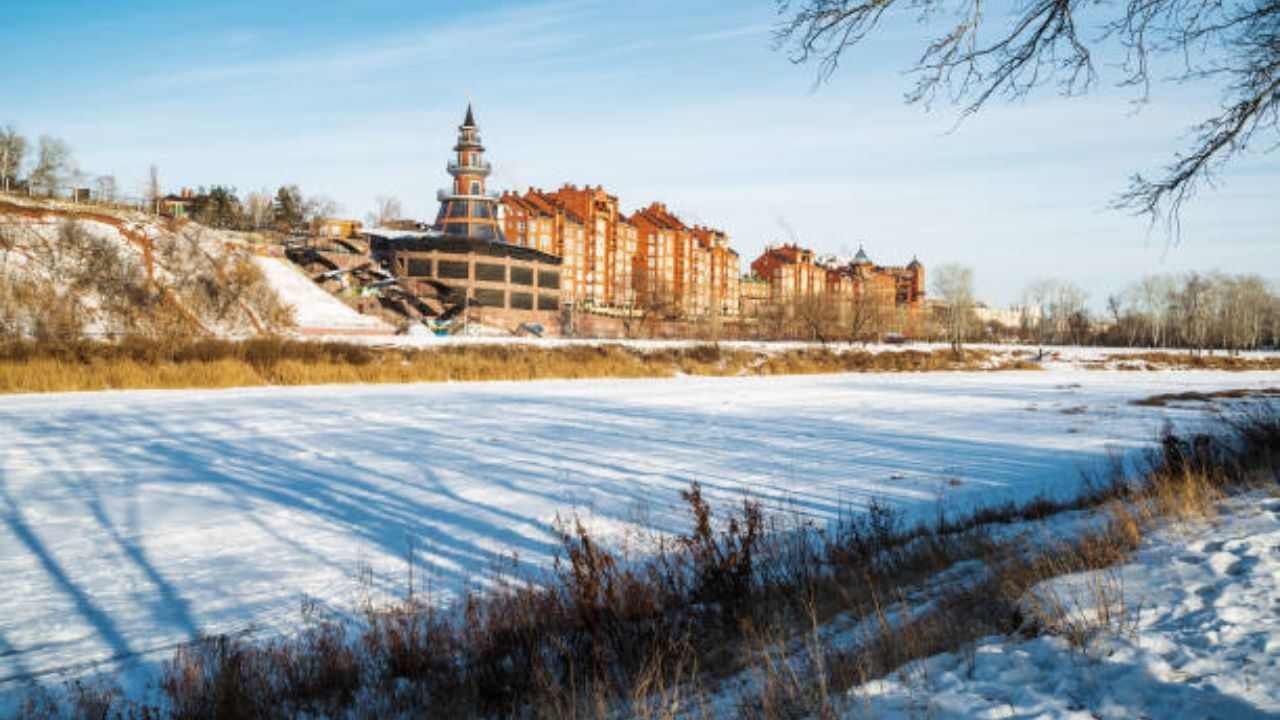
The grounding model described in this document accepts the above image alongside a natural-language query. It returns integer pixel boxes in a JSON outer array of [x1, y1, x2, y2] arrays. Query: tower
[[435, 104, 505, 242]]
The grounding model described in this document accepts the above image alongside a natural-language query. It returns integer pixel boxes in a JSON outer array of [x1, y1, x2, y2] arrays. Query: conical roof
[[853, 245, 872, 265], [462, 103, 476, 127]]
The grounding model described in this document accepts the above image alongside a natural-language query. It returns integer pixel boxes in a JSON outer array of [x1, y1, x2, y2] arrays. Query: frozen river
[[0, 368, 1275, 693]]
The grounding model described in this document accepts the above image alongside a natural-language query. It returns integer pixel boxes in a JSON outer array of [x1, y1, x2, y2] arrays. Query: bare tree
[[1022, 278, 1090, 345], [369, 195, 403, 226], [625, 277, 680, 338], [147, 164, 162, 214], [28, 136, 73, 196], [791, 292, 844, 343], [931, 263, 975, 356], [0, 126, 26, 192], [775, 0, 1280, 227], [243, 189, 275, 231], [848, 282, 895, 343], [303, 194, 340, 235], [94, 175, 119, 204]]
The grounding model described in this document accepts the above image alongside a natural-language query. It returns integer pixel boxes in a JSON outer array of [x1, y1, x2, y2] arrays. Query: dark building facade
[[368, 106, 564, 332]]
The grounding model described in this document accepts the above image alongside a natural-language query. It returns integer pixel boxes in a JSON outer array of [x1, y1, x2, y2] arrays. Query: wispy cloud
[[142, 0, 597, 89], [688, 22, 773, 44]]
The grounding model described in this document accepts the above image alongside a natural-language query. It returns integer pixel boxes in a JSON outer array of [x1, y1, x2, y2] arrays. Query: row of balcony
[[438, 189, 501, 202], [447, 159, 492, 176]]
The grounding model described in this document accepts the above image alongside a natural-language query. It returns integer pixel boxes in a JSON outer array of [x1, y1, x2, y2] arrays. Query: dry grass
[[0, 340, 1035, 395], [1093, 351, 1280, 372], [1131, 386, 1280, 407]]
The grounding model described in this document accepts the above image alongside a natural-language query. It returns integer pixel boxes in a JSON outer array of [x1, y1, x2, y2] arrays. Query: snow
[[251, 256, 392, 333], [850, 492, 1280, 719], [0, 369, 1276, 703], [364, 227, 439, 240]]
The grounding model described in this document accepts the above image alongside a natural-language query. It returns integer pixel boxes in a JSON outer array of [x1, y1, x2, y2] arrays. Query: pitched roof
[[463, 103, 476, 127]]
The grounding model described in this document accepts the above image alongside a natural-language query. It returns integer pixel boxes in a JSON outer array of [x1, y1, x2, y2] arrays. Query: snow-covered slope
[[853, 493, 1280, 719], [0, 197, 292, 337], [0, 368, 1276, 700], [252, 256, 392, 334]]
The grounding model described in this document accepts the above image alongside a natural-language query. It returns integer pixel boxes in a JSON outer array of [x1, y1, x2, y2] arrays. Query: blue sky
[[2, 0, 1275, 306]]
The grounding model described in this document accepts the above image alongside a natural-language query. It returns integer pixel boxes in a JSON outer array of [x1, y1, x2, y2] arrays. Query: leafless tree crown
[[775, 0, 1280, 227]]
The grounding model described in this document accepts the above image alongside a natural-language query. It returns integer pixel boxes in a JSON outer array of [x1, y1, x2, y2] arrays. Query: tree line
[[2, 123, 338, 234], [780, 264, 1279, 353], [1, 125, 78, 196], [177, 184, 337, 234], [965, 272, 1280, 352]]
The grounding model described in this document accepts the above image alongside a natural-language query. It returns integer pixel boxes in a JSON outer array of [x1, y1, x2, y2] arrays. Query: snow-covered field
[[0, 369, 1276, 702], [853, 492, 1280, 719]]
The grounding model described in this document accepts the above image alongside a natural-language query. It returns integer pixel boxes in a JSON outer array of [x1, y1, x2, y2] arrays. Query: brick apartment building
[[369, 105, 565, 333], [501, 189, 738, 316], [750, 244, 925, 311], [360, 104, 928, 336]]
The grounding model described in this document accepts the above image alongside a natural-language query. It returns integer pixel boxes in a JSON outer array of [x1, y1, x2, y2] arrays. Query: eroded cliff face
[[0, 196, 294, 340]]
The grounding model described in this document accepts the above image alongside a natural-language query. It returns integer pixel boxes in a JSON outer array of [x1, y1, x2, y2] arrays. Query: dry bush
[[161, 626, 360, 720]]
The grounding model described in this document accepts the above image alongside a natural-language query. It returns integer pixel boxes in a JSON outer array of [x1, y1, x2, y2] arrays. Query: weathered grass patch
[[0, 340, 1034, 394]]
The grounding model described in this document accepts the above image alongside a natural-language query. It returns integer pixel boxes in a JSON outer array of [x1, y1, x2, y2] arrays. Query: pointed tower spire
[[437, 103, 504, 242]]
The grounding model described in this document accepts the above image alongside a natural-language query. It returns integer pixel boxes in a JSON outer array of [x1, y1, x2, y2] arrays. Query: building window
[[475, 263, 506, 283], [448, 201, 469, 218], [473, 288, 505, 307], [538, 270, 560, 289], [407, 259, 432, 277], [537, 293, 559, 311], [509, 292, 533, 310], [438, 261, 469, 279], [510, 267, 534, 286], [470, 181, 481, 195]]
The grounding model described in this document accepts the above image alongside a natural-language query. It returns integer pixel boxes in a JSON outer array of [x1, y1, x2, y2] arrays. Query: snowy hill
[[0, 195, 294, 338]]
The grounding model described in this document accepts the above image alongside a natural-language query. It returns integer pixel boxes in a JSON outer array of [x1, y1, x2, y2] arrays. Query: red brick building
[[751, 244, 925, 309], [500, 190, 738, 316]]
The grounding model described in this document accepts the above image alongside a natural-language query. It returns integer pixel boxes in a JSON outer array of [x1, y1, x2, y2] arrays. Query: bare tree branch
[[776, 0, 1280, 229]]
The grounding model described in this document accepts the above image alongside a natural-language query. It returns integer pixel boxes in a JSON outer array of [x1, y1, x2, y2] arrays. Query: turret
[[435, 104, 504, 242]]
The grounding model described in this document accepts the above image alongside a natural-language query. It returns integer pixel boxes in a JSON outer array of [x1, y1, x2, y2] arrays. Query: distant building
[[739, 275, 770, 317], [500, 189, 739, 315], [317, 218, 363, 240], [368, 105, 564, 332], [750, 243, 925, 309], [974, 303, 1039, 329], [359, 104, 929, 337], [159, 188, 199, 219], [750, 244, 824, 301]]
